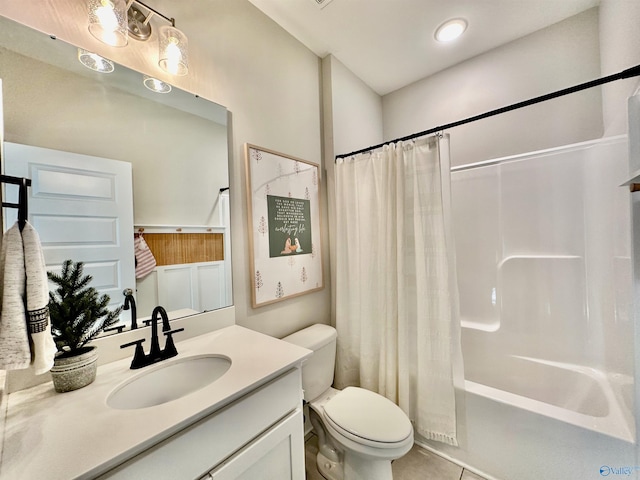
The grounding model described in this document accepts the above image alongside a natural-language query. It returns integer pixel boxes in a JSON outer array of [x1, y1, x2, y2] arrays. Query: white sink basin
[[107, 354, 232, 410]]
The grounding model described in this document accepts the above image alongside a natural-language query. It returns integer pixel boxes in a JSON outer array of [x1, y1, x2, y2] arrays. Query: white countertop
[[1, 325, 311, 480]]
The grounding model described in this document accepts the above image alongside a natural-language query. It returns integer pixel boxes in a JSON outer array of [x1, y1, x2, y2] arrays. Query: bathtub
[[417, 364, 635, 480], [464, 355, 634, 443], [418, 373, 636, 480], [424, 137, 638, 480]]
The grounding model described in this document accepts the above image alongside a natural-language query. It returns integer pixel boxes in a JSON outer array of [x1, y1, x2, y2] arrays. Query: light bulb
[[95, 1, 118, 32], [88, 0, 128, 47], [164, 37, 182, 74], [159, 25, 188, 76]]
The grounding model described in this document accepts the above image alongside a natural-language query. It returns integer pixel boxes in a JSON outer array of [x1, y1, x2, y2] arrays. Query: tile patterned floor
[[305, 434, 487, 480]]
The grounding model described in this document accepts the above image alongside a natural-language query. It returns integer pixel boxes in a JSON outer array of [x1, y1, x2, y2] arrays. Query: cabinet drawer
[[200, 409, 305, 480], [99, 368, 303, 480]]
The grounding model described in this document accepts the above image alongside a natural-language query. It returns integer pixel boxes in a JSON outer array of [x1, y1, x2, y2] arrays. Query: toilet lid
[[323, 387, 412, 443]]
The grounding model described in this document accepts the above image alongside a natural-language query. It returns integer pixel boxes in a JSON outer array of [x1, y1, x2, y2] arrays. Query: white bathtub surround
[[430, 136, 635, 480], [334, 134, 463, 446], [453, 136, 634, 439]]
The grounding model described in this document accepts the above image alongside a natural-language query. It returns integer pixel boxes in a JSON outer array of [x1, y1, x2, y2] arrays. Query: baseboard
[[414, 439, 502, 480]]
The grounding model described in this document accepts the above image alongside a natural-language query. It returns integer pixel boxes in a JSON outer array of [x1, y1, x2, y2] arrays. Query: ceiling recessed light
[[435, 18, 467, 43]]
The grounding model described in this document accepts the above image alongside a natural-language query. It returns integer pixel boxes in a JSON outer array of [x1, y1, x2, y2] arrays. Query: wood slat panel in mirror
[[144, 233, 224, 266]]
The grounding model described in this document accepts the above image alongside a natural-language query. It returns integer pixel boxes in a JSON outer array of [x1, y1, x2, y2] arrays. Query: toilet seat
[[322, 387, 413, 448]]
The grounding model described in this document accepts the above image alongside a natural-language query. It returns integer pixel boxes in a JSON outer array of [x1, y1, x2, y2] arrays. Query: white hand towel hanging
[[22, 221, 57, 374], [0, 223, 31, 370]]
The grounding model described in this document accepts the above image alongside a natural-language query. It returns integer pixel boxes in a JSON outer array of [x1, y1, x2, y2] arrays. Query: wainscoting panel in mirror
[[0, 14, 232, 330]]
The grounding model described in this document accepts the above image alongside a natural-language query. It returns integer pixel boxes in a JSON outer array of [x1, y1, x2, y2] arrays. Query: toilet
[[283, 324, 413, 480]]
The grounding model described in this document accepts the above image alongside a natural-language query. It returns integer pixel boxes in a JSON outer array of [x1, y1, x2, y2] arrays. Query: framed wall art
[[245, 144, 324, 307]]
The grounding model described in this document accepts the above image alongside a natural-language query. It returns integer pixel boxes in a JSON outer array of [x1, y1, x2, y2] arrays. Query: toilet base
[[343, 450, 393, 480], [317, 450, 344, 480], [316, 450, 393, 480]]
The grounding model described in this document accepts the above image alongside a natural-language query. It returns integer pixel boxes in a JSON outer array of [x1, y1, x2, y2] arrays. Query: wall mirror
[[0, 14, 232, 332]]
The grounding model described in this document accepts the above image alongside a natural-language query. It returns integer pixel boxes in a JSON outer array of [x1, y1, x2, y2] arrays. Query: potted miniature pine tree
[[47, 259, 122, 392]]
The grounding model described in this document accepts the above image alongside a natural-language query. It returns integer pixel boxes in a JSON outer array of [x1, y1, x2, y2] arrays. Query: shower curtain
[[334, 135, 462, 445]]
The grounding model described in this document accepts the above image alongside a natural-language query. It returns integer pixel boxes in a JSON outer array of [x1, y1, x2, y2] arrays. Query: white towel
[[0, 223, 31, 370], [22, 222, 57, 375]]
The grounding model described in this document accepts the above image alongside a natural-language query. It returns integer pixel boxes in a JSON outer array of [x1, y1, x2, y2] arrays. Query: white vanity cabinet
[[2, 326, 312, 480], [202, 409, 304, 480], [98, 368, 306, 480]]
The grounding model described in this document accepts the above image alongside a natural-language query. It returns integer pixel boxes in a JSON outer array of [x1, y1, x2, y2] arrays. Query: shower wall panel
[[453, 136, 633, 392]]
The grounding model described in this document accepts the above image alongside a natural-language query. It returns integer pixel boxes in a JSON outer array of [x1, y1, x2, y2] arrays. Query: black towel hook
[[0, 175, 31, 231], [18, 177, 28, 231]]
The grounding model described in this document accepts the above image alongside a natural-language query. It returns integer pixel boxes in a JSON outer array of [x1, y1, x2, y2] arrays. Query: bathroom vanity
[[0, 326, 311, 479]]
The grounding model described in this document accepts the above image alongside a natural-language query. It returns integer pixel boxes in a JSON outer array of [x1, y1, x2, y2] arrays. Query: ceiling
[[247, 0, 600, 95]]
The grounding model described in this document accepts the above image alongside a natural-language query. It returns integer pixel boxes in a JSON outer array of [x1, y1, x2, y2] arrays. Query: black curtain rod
[[335, 64, 640, 160]]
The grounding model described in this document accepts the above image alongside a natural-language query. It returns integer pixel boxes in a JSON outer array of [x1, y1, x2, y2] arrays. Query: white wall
[[323, 55, 384, 161], [0, 0, 331, 339], [321, 55, 383, 325], [599, 0, 640, 137], [383, 8, 603, 167]]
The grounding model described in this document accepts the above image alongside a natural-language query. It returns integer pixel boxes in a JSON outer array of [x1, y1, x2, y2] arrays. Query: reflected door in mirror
[[3, 142, 135, 313]]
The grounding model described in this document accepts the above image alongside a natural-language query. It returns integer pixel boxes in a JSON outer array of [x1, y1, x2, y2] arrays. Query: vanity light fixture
[[158, 25, 189, 76], [88, 0, 189, 76], [143, 75, 172, 93], [88, 0, 129, 47], [77, 48, 115, 73], [434, 18, 467, 43], [127, 0, 188, 76]]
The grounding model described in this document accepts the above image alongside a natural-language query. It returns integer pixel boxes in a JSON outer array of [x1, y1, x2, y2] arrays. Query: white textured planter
[[50, 346, 98, 393]]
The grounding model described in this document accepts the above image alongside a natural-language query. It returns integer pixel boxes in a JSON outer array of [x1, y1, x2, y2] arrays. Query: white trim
[[135, 224, 226, 234], [451, 135, 628, 173]]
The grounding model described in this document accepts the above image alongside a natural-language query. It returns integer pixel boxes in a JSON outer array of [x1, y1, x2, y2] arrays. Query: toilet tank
[[282, 324, 337, 401]]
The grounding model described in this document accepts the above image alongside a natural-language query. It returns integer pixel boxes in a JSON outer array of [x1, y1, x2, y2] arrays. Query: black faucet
[[120, 306, 185, 369], [122, 288, 138, 330], [104, 288, 138, 335]]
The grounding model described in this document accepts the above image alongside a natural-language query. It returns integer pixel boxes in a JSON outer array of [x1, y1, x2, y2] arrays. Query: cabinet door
[[207, 409, 305, 480]]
